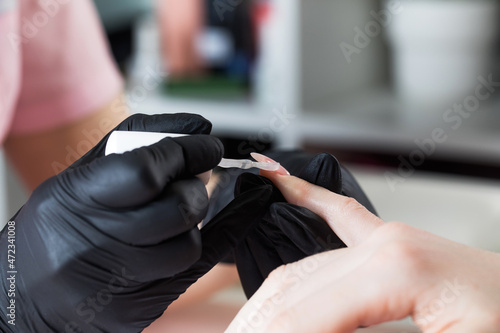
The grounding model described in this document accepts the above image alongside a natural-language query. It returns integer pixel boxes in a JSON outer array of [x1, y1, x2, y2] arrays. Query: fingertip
[[251, 152, 290, 175]]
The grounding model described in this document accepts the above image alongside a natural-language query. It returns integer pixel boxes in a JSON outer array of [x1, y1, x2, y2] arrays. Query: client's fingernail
[[251, 152, 290, 175]]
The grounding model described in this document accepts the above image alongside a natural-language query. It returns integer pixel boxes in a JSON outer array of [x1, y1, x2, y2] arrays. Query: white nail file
[[105, 131, 280, 171]]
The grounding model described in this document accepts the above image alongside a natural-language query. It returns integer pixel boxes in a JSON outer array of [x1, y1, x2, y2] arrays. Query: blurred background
[[2, 0, 500, 251], [2, 1, 500, 331]]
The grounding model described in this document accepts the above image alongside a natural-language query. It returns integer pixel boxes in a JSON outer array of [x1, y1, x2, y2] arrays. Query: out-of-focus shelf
[[300, 88, 500, 165], [132, 88, 500, 165], [134, 93, 272, 137]]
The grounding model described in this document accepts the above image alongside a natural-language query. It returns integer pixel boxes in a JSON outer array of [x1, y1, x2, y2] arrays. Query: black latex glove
[[205, 151, 376, 223], [69, 113, 214, 170], [229, 151, 378, 298], [0, 114, 274, 332]]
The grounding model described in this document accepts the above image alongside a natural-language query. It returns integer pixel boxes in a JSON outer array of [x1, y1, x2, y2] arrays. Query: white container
[[385, 0, 500, 123]]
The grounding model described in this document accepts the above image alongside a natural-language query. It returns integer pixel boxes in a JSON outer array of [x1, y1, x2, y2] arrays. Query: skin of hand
[[4, 93, 129, 191], [157, 0, 204, 78], [144, 264, 242, 333], [226, 170, 500, 333], [164, 263, 240, 312]]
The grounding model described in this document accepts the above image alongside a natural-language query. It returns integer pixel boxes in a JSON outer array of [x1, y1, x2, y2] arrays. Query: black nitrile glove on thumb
[[231, 151, 378, 298], [0, 114, 274, 332]]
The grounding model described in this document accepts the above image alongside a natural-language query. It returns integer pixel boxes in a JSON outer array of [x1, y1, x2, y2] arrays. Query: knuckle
[[339, 197, 367, 217], [295, 182, 314, 206], [121, 150, 169, 194], [134, 163, 164, 194], [122, 139, 185, 193], [376, 222, 413, 241], [124, 114, 143, 125], [264, 263, 303, 296], [266, 265, 288, 288], [371, 237, 427, 274], [268, 310, 299, 333], [172, 180, 209, 224], [484, 312, 500, 329], [264, 264, 297, 295]]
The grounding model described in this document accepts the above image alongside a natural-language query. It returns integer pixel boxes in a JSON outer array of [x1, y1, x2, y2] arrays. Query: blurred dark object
[[161, 76, 248, 100], [159, 0, 256, 99], [93, 0, 152, 71], [105, 27, 134, 71], [219, 136, 273, 160], [205, 0, 255, 81], [305, 143, 500, 181]]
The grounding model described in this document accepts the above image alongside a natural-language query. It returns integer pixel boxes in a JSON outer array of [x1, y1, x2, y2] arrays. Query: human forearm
[[4, 93, 129, 191]]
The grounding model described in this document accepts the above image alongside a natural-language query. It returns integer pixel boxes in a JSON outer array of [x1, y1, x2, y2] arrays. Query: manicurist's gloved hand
[[0, 114, 275, 332], [231, 152, 378, 298]]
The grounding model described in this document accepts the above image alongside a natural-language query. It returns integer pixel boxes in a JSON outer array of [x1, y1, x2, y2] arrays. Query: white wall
[[352, 167, 500, 253], [301, 0, 387, 110]]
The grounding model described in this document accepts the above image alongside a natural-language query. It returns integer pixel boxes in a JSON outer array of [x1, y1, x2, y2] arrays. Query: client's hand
[[232, 152, 377, 298], [227, 174, 500, 333]]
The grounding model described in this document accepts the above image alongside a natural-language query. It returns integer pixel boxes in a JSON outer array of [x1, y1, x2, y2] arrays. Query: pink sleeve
[[8, 0, 123, 135], [0, 9, 21, 144]]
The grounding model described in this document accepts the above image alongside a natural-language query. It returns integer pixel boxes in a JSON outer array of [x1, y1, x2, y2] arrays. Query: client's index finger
[[263, 173, 384, 247]]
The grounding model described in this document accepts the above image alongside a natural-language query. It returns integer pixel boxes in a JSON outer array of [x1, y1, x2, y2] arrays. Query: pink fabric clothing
[[0, 10, 20, 142], [0, 0, 123, 144]]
